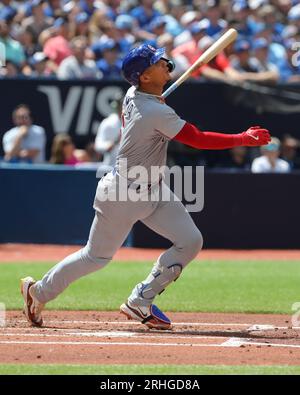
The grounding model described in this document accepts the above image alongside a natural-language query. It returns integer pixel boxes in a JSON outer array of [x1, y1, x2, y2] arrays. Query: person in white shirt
[[2, 104, 46, 163], [251, 137, 290, 173], [57, 36, 101, 80], [94, 98, 122, 171]]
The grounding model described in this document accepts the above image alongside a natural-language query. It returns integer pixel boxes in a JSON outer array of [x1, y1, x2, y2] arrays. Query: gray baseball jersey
[[116, 86, 186, 181], [34, 86, 203, 308]]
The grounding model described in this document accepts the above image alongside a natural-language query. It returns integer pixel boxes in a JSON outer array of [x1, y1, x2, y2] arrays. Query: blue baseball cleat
[[120, 301, 172, 330]]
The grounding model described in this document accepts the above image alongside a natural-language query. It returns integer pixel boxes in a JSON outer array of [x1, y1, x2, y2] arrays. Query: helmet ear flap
[[130, 71, 141, 86]]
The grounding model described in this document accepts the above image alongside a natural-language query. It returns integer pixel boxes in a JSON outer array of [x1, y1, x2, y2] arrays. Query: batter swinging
[[21, 44, 271, 330]]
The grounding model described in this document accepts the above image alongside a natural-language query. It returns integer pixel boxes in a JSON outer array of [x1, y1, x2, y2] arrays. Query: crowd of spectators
[[1, 1, 300, 171], [1, 102, 300, 172], [0, 0, 300, 83]]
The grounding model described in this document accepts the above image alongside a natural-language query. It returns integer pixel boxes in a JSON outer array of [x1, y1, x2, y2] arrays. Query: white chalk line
[[0, 330, 228, 341], [1, 339, 300, 349], [8, 319, 300, 331], [0, 340, 227, 348], [3, 321, 300, 349]]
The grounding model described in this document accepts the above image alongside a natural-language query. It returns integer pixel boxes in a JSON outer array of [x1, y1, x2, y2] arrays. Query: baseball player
[[21, 44, 271, 330]]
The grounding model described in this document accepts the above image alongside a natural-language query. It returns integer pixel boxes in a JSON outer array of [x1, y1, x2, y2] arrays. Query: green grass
[[1, 260, 300, 314], [1, 364, 300, 375]]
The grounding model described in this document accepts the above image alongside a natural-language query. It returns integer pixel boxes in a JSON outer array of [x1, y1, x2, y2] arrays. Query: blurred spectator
[[288, 3, 300, 31], [44, 0, 64, 18], [249, 38, 279, 82], [130, 0, 161, 29], [42, 17, 72, 66], [202, 0, 228, 38], [94, 97, 122, 168], [73, 12, 90, 39], [277, 39, 300, 82], [0, 4, 17, 23], [95, 39, 122, 79], [257, 5, 285, 43], [0, 59, 20, 77], [216, 146, 251, 170], [149, 16, 167, 37], [158, 0, 186, 37], [197, 35, 246, 81], [105, 0, 122, 21], [254, 24, 286, 69], [57, 36, 101, 79], [0, 0, 299, 87], [90, 19, 120, 59], [130, 0, 162, 41], [174, 10, 202, 47], [50, 134, 89, 165], [280, 135, 300, 169], [88, 10, 112, 43], [231, 0, 256, 38], [172, 21, 207, 78], [251, 137, 290, 173], [78, 0, 98, 17], [15, 26, 40, 59], [115, 14, 136, 55], [230, 38, 280, 83], [2, 104, 46, 163], [0, 18, 25, 67], [21, 0, 53, 43], [231, 39, 260, 72], [28, 51, 54, 78]]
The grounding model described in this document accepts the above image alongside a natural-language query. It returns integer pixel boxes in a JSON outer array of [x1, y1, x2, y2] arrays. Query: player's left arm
[[173, 122, 271, 149]]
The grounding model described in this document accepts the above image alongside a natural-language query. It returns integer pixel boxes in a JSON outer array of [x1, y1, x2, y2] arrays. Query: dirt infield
[[1, 311, 300, 365], [1, 244, 300, 366], [1, 244, 300, 262]]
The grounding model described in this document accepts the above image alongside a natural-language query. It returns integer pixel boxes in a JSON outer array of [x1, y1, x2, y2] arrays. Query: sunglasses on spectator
[[15, 114, 30, 120]]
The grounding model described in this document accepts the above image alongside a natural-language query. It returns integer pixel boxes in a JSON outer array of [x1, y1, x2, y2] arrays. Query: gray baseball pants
[[34, 173, 203, 306]]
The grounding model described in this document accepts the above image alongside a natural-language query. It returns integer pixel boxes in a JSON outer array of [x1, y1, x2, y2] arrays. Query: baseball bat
[[162, 28, 238, 99]]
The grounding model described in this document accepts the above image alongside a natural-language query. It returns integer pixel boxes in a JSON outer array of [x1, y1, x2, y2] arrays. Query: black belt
[[111, 168, 162, 191], [130, 178, 162, 192]]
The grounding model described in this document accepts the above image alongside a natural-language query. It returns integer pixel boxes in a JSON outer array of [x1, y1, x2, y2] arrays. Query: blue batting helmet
[[122, 44, 166, 86]]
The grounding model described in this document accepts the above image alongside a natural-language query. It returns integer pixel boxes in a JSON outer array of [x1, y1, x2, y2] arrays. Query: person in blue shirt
[[74, 12, 90, 38], [231, 0, 257, 39], [115, 15, 136, 56], [96, 40, 122, 79], [78, 0, 96, 17], [277, 39, 300, 83], [202, 0, 227, 38], [258, 5, 285, 42], [0, 5, 17, 22], [130, 0, 161, 29], [43, 0, 61, 18], [148, 16, 167, 36], [105, 0, 122, 21]]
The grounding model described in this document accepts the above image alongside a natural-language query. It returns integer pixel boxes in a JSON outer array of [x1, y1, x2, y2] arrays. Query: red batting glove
[[239, 126, 271, 147]]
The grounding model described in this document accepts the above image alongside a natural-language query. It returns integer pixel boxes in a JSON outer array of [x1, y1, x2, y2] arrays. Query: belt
[[133, 178, 162, 192], [111, 167, 162, 191]]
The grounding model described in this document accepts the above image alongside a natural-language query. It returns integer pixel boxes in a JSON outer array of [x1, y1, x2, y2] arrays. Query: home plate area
[[1, 311, 300, 365]]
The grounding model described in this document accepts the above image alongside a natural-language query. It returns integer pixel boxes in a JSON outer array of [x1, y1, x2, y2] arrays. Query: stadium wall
[[1, 164, 299, 249]]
